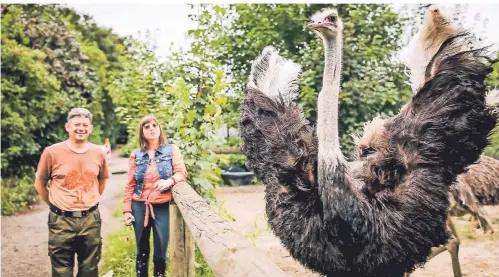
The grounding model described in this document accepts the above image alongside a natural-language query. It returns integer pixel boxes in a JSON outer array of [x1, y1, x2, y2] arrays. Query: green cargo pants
[[48, 208, 102, 277]]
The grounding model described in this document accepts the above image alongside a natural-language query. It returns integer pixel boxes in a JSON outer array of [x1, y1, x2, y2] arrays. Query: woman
[[123, 115, 187, 277]]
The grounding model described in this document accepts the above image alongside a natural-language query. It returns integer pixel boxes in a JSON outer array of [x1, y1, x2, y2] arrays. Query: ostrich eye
[[361, 147, 375, 157], [327, 15, 337, 23]]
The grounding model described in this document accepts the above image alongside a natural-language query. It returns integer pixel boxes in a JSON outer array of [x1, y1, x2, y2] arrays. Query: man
[[35, 108, 109, 277]]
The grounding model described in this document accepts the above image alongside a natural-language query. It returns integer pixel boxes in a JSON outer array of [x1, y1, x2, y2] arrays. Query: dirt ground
[[214, 185, 499, 277], [1, 151, 128, 277]]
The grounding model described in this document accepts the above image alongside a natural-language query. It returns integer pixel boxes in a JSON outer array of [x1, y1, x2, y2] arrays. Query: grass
[[216, 199, 235, 222], [100, 225, 139, 276], [452, 215, 499, 242], [245, 212, 270, 243]]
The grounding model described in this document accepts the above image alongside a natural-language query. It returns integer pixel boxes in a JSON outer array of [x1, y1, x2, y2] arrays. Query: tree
[[107, 35, 227, 198], [1, 4, 131, 214], [1, 4, 98, 177], [484, 51, 499, 159], [188, 4, 412, 155]]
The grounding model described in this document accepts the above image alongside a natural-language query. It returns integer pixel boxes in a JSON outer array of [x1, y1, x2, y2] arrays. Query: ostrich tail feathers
[[405, 30, 469, 95], [248, 46, 302, 106], [240, 47, 317, 193], [403, 30, 427, 94]]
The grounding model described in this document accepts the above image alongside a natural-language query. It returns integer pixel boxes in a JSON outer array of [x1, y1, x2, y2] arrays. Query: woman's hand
[[154, 178, 174, 192], [123, 212, 135, 226]]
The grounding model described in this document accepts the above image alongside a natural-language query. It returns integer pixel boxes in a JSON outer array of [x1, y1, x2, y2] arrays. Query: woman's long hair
[[137, 115, 167, 151]]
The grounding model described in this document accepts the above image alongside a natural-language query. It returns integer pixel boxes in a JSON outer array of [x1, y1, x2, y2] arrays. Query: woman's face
[[142, 120, 160, 142]]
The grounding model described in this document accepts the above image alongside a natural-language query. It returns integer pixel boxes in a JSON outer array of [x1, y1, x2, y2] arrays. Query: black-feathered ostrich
[[239, 7, 497, 277], [356, 8, 499, 277], [352, 6, 499, 277], [357, 6, 499, 235], [357, 122, 499, 277]]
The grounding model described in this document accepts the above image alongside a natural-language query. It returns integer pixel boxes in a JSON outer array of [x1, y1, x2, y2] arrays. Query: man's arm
[[98, 148, 110, 195], [34, 178, 50, 205], [35, 149, 51, 205], [98, 178, 107, 195]]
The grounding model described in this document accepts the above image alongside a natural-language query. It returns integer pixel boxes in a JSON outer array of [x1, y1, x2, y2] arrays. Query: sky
[[69, 3, 196, 58], [68, 3, 499, 59]]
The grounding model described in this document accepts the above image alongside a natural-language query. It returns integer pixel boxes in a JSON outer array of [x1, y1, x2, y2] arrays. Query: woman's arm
[[170, 144, 187, 185]]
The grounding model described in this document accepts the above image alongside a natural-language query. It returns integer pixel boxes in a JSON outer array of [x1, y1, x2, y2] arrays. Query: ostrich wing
[[240, 46, 319, 199], [458, 155, 499, 205]]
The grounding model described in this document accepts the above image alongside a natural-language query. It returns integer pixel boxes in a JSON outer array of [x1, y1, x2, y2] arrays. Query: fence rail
[[169, 181, 291, 277]]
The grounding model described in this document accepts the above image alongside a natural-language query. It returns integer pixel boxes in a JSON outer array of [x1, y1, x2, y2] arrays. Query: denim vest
[[133, 144, 174, 197]]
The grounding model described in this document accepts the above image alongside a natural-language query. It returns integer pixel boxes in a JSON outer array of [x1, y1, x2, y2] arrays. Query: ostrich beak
[[308, 23, 320, 30], [307, 22, 336, 30]]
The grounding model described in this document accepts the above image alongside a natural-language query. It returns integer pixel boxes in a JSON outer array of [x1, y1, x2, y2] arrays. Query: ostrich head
[[308, 9, 343, 39], [404, 5, 463, 93]]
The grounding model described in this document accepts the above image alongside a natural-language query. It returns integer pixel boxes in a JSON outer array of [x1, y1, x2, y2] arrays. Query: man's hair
[[67, 108, 93, 123]]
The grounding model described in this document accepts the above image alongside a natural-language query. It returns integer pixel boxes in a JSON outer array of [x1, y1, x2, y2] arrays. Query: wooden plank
[[171, 182, 291, 277], [170, 203, 195, 277]]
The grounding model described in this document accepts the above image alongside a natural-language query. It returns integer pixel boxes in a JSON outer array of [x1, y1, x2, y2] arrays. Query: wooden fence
[[169, 181, 291, 277]]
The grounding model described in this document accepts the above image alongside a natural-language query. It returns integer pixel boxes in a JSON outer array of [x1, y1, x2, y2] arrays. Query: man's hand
[[34, 178, 50, 205], [153, 179, 174, 192]]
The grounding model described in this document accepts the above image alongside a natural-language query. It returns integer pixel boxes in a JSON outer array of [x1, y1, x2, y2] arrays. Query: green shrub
[[120, 135, 138, 158], [484, 126, 499, 159], [1, 167, 37, 215], [216, 154, 246, 169]]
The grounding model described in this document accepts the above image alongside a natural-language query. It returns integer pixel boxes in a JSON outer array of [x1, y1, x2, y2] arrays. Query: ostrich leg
[[405, 216, 462, 277], [472, 213, 495, 233], [445, 216, 463, 277]]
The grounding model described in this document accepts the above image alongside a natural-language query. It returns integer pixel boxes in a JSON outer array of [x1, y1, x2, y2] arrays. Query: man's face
[[65, 116, 93, 142]]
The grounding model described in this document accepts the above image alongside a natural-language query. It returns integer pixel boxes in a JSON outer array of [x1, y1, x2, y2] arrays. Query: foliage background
[[1, 3, 498, 276], [2, 2, 499, 212]]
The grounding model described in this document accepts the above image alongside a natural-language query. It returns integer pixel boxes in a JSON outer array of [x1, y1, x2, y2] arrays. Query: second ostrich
[[239, 7, 497, 277]]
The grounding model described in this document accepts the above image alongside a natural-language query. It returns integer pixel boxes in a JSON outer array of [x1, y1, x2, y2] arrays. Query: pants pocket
[[91, 208, 102, 224]]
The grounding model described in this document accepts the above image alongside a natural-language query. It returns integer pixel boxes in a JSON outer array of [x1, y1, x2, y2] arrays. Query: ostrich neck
[[317, 34, 344, 179]]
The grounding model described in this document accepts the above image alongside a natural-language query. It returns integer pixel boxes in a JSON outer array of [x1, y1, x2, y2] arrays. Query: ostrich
[[239, 7, 497, 277], [456, 155, 499, 206], [447, 155, 499, 235], [353, 8, 499, 277], [356, 6, 499, 236], [357, 119, 496, 277]]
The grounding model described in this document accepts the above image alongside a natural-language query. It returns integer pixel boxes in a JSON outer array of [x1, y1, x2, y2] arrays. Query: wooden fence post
[[170, 202, 195, 277]]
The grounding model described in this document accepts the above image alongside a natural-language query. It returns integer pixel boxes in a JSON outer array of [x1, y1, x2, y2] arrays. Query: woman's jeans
[[132, 200, 170, 277]]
